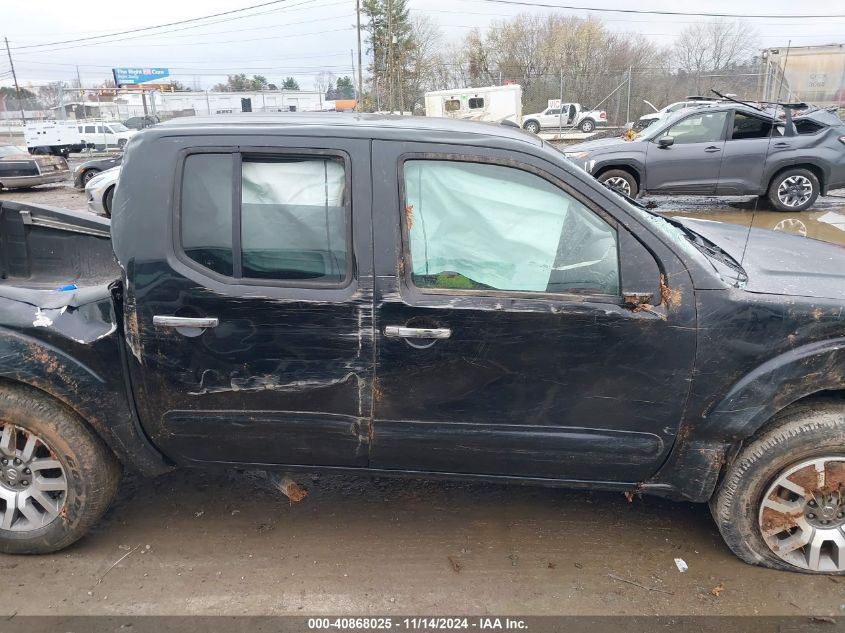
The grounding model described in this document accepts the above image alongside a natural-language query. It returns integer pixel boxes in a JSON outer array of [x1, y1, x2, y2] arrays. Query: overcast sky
[[1, 0, 843, 91]]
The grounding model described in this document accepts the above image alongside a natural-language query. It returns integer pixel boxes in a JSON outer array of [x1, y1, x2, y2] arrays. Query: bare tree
[[674, 19, 759, 92]]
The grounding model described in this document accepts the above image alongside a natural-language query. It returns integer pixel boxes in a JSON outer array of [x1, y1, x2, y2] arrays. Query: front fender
[[700, 337, 845, 440]]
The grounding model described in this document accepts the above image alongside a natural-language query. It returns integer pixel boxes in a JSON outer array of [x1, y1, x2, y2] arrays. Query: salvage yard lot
[[1, 180, 845, 616]]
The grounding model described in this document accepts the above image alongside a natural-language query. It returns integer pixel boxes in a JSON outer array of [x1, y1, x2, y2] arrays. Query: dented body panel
[[1, 114, 844, 502]]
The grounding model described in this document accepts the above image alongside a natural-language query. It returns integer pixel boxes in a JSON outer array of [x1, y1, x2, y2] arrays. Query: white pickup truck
[[522, 103, 607, 134]]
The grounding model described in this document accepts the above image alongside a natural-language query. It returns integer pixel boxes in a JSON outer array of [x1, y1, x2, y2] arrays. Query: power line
[[9, 0, 315, 50], [462, 0, 845, 19]]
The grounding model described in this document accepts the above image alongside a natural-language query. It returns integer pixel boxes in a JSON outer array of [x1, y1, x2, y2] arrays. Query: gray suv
[[564, 104, 845, 211]]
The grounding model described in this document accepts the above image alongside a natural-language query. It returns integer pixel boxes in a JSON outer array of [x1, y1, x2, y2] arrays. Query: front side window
[[660, 111, 727, 144], [403, 160, 619, 296], [180, 153, 349, 285]]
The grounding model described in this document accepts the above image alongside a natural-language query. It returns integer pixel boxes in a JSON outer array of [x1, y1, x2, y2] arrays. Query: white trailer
[[24, 121, 87, 157], [424, 85, 522, 125]]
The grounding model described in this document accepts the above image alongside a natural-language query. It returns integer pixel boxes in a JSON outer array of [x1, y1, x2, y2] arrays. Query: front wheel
[[767, 168, 819, 212], [103, 186, 115, 218], [710, 400, 845, 573], [597, 169, 638, 198], [523, 120, 540, 134], [0, 385, 121, 554], [82, 169, 100, 185]]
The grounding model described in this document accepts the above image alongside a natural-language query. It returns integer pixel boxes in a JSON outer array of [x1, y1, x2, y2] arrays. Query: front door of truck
[[128, 137, 374, 467], [369, 141, 697, 483]]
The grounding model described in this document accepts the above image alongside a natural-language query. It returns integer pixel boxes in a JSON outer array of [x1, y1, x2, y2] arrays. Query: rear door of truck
[[128, 136, 375, 468]]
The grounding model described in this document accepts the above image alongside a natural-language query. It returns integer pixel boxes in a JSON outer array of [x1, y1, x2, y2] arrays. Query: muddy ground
[[2, 162, 845, 617]]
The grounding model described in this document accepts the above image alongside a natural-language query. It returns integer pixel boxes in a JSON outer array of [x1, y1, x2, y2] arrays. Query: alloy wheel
[[758, 456, 845, 572], [776, 175, 813, 208], [0, 423, 68, 532], [603, 176, 631, 196]]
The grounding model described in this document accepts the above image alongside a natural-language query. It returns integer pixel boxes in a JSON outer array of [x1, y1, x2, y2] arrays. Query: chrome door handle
[[153, 315, 219, 328], [384, 325, 451, 340]]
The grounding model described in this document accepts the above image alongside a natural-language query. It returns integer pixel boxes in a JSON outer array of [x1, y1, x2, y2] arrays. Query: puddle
[[652, 192, 845, 247]]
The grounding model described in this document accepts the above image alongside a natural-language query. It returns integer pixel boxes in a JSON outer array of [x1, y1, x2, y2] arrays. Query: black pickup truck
[[1, 114, 844, 573]]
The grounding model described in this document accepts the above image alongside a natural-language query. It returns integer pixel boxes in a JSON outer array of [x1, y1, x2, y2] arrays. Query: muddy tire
[[767, 168, 819, 212], [0, 384, 121, 554], [710, 400, 845, 574], [597, 169, 639, 198]]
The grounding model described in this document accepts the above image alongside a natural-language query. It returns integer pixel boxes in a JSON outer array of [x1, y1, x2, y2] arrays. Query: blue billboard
[[112, 67, 170, 86]]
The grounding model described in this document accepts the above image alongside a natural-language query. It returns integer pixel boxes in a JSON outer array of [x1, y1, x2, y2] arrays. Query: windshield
[[108, 123, 129, 132], [0, 146, 28, 157]]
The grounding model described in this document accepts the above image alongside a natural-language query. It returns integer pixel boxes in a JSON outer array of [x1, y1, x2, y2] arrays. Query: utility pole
[[356, 0, 364, 111], [625, 66, 632, 124], [558, 67, 564, 135], [4, 37, 26, 123]]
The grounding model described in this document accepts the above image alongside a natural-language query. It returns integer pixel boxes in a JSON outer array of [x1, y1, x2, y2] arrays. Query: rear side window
[[731, 112, 776, 140], [84, 125, 95, 134], [403, 160, 619, 296], [179, 152, 349, 285], [794, 119, 825, 135], [241, 158, 347, 282]]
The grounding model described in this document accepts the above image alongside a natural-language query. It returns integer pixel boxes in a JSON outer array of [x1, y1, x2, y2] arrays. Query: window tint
[[661, 111, 727, 144], [444, 99, 461, 112], [731, 112, 775, 140], [468, 97, 485, 109], [404, 160, 619, 295], [795, 119, 825, 135], [241, 157, 347, 282], [181, 154, 234, 276]]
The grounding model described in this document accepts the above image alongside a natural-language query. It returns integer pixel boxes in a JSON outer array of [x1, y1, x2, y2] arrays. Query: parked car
[[0, 145, 70, 190], [3, 114, 845, 574], [85, 166, 120, 217], [76, 122, 136, 150], [123, 115, 161, 131], [634, 98, 720, 130], [564, 103, 845, 211], [522, 103, 607, 134], [73, 155, 123, 188]]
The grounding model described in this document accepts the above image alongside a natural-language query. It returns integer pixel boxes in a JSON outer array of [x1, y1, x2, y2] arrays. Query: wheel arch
[[643, 339, 845, 502], [522, 118, 540, 130], [766, 162, 829, 195], [593, 163, 642, 187], [0, 327, 172, 476]]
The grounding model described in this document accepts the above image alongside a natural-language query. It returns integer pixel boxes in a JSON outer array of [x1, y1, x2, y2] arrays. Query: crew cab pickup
[[522, 103, 607, 134], [1, 114, 845, 573]]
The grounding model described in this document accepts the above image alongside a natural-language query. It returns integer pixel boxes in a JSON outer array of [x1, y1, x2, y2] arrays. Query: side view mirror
[[658, 137, 675, 148]]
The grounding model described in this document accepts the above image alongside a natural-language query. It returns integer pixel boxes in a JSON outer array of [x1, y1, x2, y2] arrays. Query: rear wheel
[[710, 401, 845, 573], [767, 168, 819, 212], [523, 120, 540, 134], [597, 169, 638, 198], [579, 118, 595, 133], [0, 385, 121, 554]]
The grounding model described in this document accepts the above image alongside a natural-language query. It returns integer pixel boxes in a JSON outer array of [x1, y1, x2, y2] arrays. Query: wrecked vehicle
[[1, 114, 845, 574], [0, 145, 70, 190], [564, 103, 845, 211]]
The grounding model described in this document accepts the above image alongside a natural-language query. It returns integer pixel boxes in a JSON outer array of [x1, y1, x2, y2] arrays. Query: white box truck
[[424, 85, 522, 126], [24, 121, 87, 157]]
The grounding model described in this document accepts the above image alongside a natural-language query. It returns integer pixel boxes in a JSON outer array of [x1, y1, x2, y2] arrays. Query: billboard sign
[[112, 68, 170, 86]]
